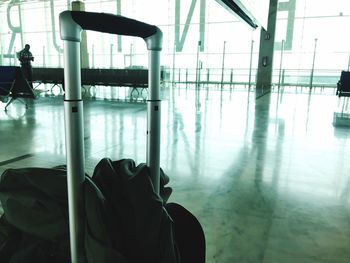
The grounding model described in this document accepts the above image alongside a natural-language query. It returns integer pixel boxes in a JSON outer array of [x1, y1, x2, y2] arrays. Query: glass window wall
[[0, 0, 349, 87]]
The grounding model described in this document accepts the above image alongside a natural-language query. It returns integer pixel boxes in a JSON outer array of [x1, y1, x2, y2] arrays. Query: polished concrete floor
[[0, 84, 350, 262]]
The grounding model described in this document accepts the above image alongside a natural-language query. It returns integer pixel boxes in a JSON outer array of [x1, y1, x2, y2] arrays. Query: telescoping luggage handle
[[59, 11, 163, 263]]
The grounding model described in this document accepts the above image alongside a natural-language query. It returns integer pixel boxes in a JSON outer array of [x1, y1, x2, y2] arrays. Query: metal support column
[[255, 0, 278, 97]]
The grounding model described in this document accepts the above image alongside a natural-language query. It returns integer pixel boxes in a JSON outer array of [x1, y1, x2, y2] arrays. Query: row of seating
[[33, 67, 150, 88], [0, 66, 156, 110], [2, 66, 350, 110], [336, 70, 350, 97], [0, 66, 34, 111]]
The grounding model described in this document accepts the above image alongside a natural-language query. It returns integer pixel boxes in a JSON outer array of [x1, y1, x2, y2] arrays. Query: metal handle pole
[[147, 50, 161, 194], [60, 12, 163, 262], [63, 40, 86, 263]]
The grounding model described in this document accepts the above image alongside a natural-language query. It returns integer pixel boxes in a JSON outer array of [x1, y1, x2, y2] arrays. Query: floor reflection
[[0, 84, 350, 262]]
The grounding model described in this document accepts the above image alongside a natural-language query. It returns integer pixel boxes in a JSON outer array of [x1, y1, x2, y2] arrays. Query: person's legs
[[27, 66, 33, 89], [21, 66, 33, 89]]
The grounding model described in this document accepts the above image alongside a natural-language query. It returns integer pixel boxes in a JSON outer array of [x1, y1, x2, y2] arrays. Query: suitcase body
[[59, 11, 163, 262]]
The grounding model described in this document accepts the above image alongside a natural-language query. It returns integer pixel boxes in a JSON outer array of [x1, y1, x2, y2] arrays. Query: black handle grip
[[71, 11, 157, 39]]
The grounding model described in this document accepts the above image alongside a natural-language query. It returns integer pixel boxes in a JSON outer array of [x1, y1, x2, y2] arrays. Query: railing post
[[43, 46, 46, 67], [110, 44, 113, 68], [59, 49, 62, 68], [221, 41, 226, 88], [172, 43, 176, 83], [278, 40, 285, 89], [248, 40, 254, 91], [129, 43, 133, 67], [309, 38, 317, 89], [13, 47, 17, 66], [0, 45, 4, 65], [92, 44, 95, 68], [195, 40, 201, 85], [198, 61, 201, 83], [207, 68, 210, 83]]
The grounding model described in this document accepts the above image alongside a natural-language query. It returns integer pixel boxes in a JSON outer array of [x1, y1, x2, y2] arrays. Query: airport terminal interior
[[0, 0, 350, 262]]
